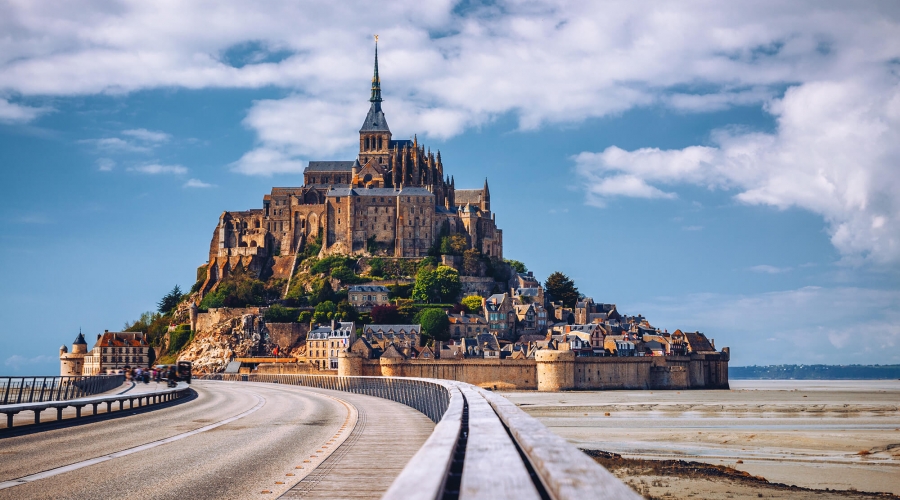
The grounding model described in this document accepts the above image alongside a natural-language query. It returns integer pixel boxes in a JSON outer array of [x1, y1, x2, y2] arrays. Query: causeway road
[[0, 380, 433, 499]]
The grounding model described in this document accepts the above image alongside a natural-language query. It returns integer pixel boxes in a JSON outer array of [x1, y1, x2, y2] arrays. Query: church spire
[[370, 35, 382, 105]]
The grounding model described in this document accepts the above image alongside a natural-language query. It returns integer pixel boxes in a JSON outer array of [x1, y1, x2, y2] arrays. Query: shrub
[[169, 327, 193, 353], [371, 304, 401, 324], [368, 257, 385, 277], [264, 304, 299, 323], [461, 295, 483, 314]]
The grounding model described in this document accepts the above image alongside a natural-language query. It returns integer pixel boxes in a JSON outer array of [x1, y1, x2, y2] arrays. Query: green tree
[[461, 295, 483, 314], [415, 308, 450, 344], [310, 279, 336, 306], [313, 300, 337, 323], [439, 234, 468, 256], [368, 257, 385, 277], [157, 285, 183, 314], [298, 311, 312, 324], [504, 259, 528, 274], [544, 272, 580, 308], [412, 265, 461, 303], [336, 300, 359, 322], [462, 249, 482, 276]]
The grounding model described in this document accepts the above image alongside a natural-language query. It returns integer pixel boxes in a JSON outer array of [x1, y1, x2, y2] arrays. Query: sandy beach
[[501, 380, 900, 498]]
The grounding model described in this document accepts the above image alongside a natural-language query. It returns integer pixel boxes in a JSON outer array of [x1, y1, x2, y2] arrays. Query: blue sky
[[1, 1, 899, 375]]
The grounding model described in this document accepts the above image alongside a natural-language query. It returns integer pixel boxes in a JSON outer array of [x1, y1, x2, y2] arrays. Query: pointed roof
[[360, 38, 390, 133], [73, 331, 87, 345], [483, 178, 490, 199], [370, 36, 382, 104]]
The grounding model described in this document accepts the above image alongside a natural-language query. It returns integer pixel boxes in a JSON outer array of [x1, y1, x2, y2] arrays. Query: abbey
[[203, 44, 502, 289]]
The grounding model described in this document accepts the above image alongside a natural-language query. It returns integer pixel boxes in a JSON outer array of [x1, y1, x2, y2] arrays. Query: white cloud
[[231, 147, 306, 176], [96, 158, 115, 171], [629, 286, 900, 365], [2, 2, 899, 257], [0, 98, 50, 123], [10, 214, 51, 224], [4, 354, 55, 370], [682, 225, 703, 231], [749, 264, 791, 274], [81, 137, 151, 153], [0, 3, 896, 149], [184, 178, 214, 188], [122, 128, 170, 143], [128, 164, 187, 175], [576, 75, 900, 264]]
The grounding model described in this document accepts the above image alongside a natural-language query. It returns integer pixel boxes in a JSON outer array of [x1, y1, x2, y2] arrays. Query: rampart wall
[[337, 350, 729, 391]]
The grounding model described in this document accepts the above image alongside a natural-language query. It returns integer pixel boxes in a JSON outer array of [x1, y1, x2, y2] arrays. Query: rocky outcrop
[[178, 309, 272, 374]]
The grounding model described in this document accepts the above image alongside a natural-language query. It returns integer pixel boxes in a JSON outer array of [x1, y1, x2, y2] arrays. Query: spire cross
[[370, 35, 382, 103]]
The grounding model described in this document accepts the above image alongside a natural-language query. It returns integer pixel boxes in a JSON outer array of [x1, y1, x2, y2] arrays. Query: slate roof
[[685, 332, 716, 353], [73, 332, 87, 345], [360, 103, 390, 132], [325, 187, 435, 198], [349, 285, 390, 292], [448, 313, 487, 325], [477, 333, 500, 351], [306, 161, 355, 172], [455, 189, 483, 205], [363, 324, 421, 335]]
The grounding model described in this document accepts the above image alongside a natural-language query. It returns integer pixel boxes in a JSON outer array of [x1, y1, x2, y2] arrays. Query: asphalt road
[[0, 381, 354, 499]]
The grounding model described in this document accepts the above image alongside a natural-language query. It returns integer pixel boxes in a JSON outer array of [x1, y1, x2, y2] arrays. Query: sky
[[1, 1, 899, 375]]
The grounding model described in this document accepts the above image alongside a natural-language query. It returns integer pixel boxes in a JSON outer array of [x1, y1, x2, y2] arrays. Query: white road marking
[[0, 393, 266, 491]]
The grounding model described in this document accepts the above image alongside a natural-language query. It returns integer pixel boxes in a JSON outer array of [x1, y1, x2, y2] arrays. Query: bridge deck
[[280, 387, 434, 499]]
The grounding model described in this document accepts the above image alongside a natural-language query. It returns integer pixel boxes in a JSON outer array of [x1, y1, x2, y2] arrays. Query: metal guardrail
[[0, 384, 190, 430], [200, 373, 640, 500], [0, 375, 124, 405]]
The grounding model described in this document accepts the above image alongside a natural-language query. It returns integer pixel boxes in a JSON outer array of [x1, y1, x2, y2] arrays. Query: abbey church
[[203, 44, 502, 289]]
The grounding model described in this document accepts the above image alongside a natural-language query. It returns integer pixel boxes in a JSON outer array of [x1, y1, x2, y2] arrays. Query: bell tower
[[359, 36, 392, 166]]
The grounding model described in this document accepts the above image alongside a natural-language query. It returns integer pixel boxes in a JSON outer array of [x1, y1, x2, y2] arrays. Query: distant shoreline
[[730, 364, 900, 380]]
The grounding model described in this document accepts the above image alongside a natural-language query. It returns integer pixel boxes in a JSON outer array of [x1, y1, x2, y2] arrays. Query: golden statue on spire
[[374, 34, 379, 43]]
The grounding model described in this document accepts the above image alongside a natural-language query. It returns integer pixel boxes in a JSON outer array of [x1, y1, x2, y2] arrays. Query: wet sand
[[501, 380, 900, 498]]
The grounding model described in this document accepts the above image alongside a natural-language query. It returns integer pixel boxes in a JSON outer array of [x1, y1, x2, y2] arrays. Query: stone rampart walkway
[[280, 388, 434, 499]]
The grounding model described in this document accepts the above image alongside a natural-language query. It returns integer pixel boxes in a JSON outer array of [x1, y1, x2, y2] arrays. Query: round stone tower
[[60, 331, 88, 376], [337, 350, 363, 377], [535, 349, 575, 392]]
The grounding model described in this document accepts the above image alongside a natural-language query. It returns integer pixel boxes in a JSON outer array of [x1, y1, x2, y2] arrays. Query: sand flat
[[501, 380, 900, 496]]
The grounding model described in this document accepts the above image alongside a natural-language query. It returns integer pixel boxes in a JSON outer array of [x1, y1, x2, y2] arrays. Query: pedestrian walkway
[[280, 388, 435, 499], [1, 381, 189, 429]]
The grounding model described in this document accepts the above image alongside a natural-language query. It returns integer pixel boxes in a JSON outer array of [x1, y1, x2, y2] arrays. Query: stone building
[[448, 312, 488, 340], [348, 285, 390, 311], [201, 43, 502, 294], [362, 324, 421, 351], [59, 331, 88, 376], [81, 331, 152, 375], [484, 293, 517, 341], [306, 321, 354, 370]]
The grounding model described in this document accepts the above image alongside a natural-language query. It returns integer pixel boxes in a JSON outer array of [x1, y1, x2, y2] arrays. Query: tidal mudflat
[[501, 380, 900, 499]]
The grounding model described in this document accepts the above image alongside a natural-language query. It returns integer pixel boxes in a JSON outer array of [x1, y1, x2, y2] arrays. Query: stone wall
[[460, 276, 500, 297], [195, 307, 262, 333], [267, 322, 308, 351], [338, 350, 730, 391], [256, 363, 333, 375], [380, 357, 538, 390]]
